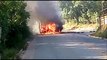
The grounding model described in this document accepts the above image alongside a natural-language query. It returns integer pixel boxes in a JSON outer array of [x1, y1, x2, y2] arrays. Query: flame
[[40, 22, 60, 34]]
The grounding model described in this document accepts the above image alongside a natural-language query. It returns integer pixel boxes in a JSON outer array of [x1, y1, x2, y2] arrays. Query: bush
[[5, 26, 30, 48], [2, 48, 18, 59], [92, 25, 107, 38], [0, 1, 31, 59]]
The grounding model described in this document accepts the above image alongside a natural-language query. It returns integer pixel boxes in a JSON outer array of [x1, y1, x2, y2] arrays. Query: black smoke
[[35, 1, 63, 25], [25, 1, 64, 34]]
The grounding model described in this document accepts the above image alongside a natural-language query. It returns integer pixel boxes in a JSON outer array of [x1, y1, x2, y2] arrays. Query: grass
[[92, 25, 107, 38], [1, 39, 27, 59], [63, 20, 107, 39], [1, 40, 27, 59], [1, 32, 30, 59], [63, 20, 98, 30], [2, 48, 18, 59]]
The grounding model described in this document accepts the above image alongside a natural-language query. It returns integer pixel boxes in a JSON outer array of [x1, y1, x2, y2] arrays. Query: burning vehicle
[[40, 22, 63, 34], [26, 1, 64, 34]]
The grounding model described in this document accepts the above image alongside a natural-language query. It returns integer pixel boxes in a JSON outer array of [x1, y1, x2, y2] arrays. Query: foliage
[[2, 48, 18, 59], [59, 1, 107, 24], [92, 25, 107, 38], [0, 1, 30, 58]]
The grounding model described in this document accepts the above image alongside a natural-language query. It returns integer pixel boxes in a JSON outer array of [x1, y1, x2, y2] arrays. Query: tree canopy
[[59, 1, 107, 24], [0, 1, 30, 58]]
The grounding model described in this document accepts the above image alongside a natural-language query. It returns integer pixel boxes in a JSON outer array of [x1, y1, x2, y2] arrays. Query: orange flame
[[40, 22, 60, 34]]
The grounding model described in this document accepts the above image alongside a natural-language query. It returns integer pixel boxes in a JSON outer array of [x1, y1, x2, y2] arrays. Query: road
[[21, 32, 107, 59]]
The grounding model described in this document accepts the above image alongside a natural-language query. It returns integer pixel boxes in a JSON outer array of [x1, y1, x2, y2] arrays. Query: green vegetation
[[92, 25, 107, 38], [63, 20, 98, 30], [2, 48, 18, 59], [59, 1, 107, 38], [0, 1, 31, 59], [59, 1, 107, 25], [0, 1, 107, 59]]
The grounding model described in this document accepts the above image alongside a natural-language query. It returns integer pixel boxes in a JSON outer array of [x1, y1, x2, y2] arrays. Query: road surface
[[21, 33, 107, 59]]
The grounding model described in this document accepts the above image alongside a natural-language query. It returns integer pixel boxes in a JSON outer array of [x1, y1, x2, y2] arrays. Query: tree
[[59, 1, 83, 24], [0, 1, 30, 58], [59, 1, 106, 24], [70, 1, 83, 24]]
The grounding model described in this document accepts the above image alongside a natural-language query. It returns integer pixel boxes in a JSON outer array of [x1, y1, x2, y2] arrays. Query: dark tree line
[[0, 1, 30, 58]]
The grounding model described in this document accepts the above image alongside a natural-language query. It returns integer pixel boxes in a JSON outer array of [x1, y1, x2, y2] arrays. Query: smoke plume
[[25, 1, 64, 34]]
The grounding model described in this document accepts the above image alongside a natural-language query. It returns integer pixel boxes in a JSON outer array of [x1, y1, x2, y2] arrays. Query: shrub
[[0, 1, 30, 59], [2, 48, 18, 59]]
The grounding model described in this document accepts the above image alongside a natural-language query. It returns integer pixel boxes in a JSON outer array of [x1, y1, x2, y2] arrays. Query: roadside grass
[[1, 28, 31, 59], [63, 20, 98, 30], [1, 40, 27, 59], [91, 25, 107, 38], [2, 48, 18, 59], [63, 20, 107, 39]]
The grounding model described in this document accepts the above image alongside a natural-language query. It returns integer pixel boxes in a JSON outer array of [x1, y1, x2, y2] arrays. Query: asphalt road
[[21, 33, 107, 59]]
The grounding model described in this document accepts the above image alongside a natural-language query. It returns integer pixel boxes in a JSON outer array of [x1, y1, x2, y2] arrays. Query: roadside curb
[[14, 40, 29, 59], [14, 35, 35, 59], [88, 34, 107, 40]]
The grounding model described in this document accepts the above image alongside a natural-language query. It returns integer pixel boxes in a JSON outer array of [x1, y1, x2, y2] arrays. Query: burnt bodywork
[[40, 22, 63, 34], [56, 23, 63, 32], [39, 15, 63, 34]]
